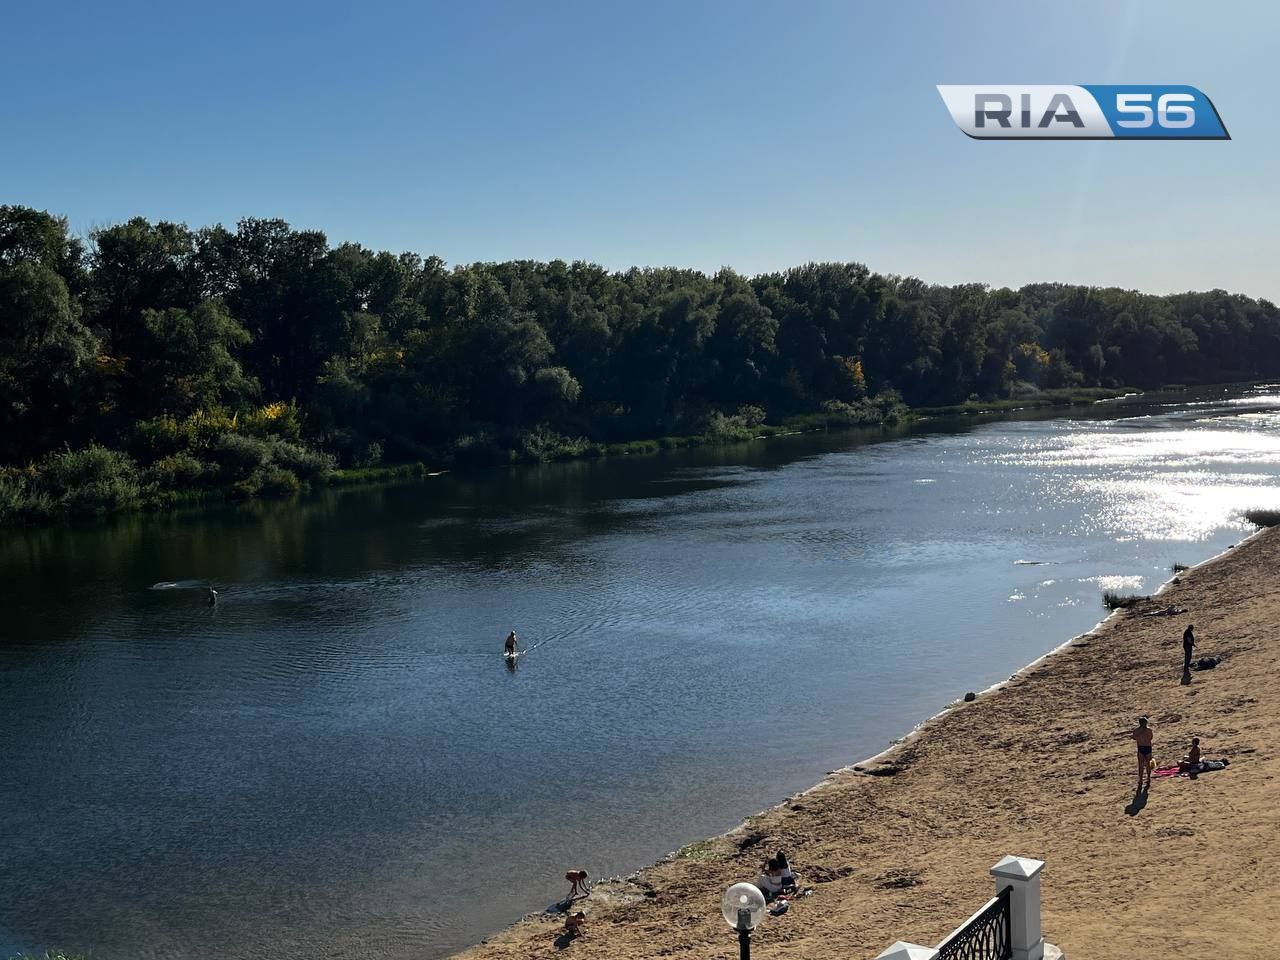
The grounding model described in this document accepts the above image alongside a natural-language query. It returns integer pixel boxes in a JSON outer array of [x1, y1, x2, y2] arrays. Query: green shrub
[[703, 411, 756, 441], [133, 408, 239, 459], [0, 471, 30, 522], [59, 477, 141, 516], [819, 399, 880, 426], [268, 439, 335, 483], [240, 401, 304, 441], [31, 445, 142, 517], [209, 433, 272, 480], [518, 425, 591, 462], [258, 466, 302, 498], [37, 444, 139, 495], [146, 453, 209, 488]]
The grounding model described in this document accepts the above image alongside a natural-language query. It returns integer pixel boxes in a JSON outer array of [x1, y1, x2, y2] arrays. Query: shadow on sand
[[1125, 787, 1149, 816]]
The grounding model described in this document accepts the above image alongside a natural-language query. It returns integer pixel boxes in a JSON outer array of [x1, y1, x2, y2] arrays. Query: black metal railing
[[935, 884, 1012, 960]]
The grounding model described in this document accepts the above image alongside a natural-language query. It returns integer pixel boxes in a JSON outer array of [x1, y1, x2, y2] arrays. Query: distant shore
[[456, 524, 1280, 960], [3, 385, 1137, 528]]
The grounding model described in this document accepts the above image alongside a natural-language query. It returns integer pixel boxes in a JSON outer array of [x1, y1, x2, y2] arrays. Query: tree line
[[3, 205, 1279, 521]]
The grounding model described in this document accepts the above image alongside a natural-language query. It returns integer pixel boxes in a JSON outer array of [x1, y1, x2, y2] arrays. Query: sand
[[455, 527, 1280, 960]]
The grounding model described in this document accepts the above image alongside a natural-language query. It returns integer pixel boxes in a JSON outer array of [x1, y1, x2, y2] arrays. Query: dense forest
[[3, 204, 1280, 522]]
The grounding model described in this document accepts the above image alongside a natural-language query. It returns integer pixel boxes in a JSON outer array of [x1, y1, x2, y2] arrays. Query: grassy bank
[[910, 386, 1137, 418], [0, 394, 907, 525], [0, 386, 1139, 527]]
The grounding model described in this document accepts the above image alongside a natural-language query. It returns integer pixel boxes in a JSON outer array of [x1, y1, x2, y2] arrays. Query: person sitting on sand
[[757, 856, 786, 898], [1179, 737, 1203, 774], [505, 631, 518, 656], [1132, 717, 1154, 790], [775, 849, 796, 892], [565, 869, 589, 899], [563, 911, 586, 938]]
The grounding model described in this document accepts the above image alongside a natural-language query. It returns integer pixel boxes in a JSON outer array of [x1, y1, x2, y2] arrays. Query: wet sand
[[455, 525, 1280, 959]]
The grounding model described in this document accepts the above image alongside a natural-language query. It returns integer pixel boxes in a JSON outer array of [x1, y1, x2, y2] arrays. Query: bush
[[38, 444, 139, 495], [702, 410, 757, 441], [1102, 591, 1146, 610], [208, 432, 272, 480], [240, 400, 304, 440], [32, 445, 142, 517], [518, 425, 591, 462], [268, 439, 335, 483], [0, 471, 31, 522], [258, 466, 302, 498], [133, 408, 239, 459], [146, 453, 209, 488], [819, 398, 881, 426], [1243, 508, 1280, 527]]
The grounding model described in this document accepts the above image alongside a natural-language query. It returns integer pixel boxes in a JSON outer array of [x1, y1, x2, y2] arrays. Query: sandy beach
[[455, 525, 1280, 960]]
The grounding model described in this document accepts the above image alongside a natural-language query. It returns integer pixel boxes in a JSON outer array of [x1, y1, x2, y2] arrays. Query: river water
[[3, 387, 1280, 959]]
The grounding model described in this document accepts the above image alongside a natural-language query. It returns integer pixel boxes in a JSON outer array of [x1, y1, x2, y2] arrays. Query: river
[[3, 386, 1280, 959]]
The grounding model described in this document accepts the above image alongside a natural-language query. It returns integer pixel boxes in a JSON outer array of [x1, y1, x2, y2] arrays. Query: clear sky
[[3, 0, 1277, 298]]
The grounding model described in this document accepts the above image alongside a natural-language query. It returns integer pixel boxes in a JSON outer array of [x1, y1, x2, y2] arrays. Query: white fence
[[876, 856, 1049, 960]]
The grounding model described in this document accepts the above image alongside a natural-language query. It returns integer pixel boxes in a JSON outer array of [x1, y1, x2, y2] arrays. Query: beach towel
[[1152, 759, 1229, 778]]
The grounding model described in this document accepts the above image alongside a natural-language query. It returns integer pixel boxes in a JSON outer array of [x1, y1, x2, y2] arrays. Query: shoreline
[[824, 523, 1266, 785], [3, 384, 1141, 530], [456, 523, 1280, 959]]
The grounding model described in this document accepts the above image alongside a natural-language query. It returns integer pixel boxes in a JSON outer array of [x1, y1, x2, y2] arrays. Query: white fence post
[[875, 942, 939, 960], [990, 855, 1045, 960]]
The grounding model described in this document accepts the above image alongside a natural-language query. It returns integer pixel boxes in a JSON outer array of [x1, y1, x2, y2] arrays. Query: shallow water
[[3, 387, 1280, 959]]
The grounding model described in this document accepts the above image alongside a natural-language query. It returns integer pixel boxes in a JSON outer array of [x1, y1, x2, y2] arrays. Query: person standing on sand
[[1183, 623, 1196, 670], [1132, 717, 1154, 790]]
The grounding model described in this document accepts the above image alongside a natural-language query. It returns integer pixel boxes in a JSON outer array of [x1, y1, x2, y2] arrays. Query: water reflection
[[2, 387, 1279, 960]]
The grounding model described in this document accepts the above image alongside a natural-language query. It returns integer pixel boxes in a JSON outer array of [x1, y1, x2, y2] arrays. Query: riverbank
[[456, 525, 1280, 960], [1, 385, 1142, 526]]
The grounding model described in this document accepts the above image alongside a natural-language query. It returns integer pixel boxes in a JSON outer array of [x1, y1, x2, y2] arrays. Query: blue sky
[[3, 1, 1277, 298]]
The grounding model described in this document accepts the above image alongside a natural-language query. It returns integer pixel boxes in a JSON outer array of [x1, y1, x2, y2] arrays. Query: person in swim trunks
[[504, 630, 518, 656], [1132, 717, 1154, 790]]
